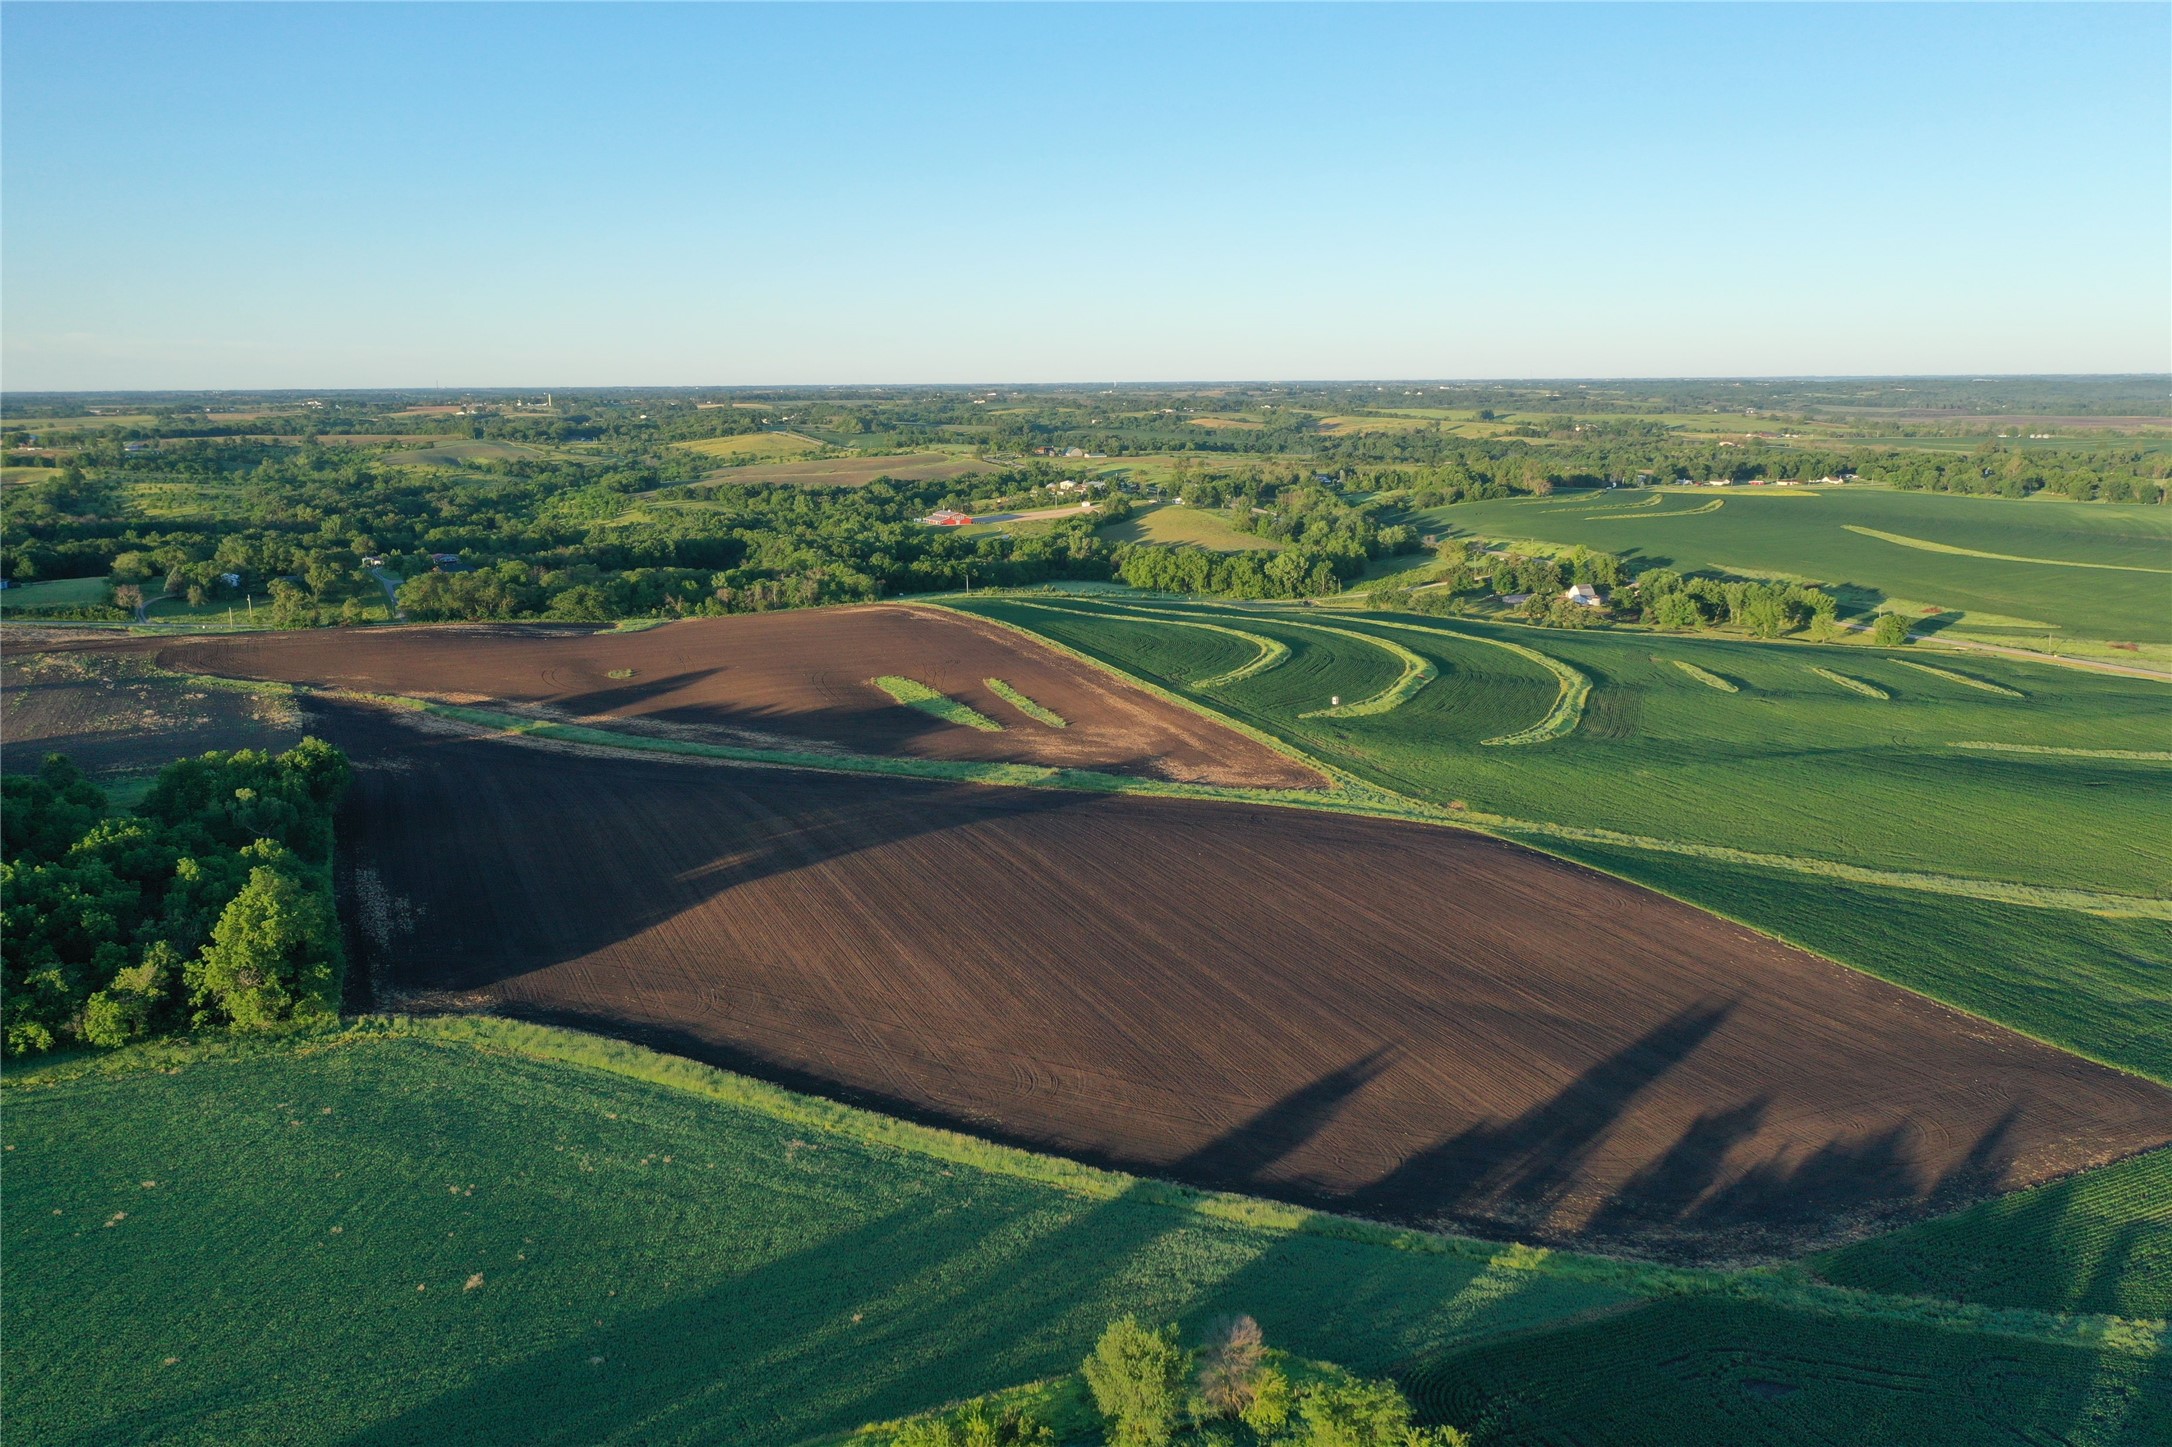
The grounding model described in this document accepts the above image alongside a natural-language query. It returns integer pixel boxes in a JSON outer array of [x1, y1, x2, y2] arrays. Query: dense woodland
[[1, 741, 350, 1056], [3, 381, 2164, 623]]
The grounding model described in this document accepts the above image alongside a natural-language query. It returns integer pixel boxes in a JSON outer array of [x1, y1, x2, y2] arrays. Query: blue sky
[[4, 2, 2166, 388]]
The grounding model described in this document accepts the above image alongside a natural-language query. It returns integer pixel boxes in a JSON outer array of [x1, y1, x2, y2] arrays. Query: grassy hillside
[[1408, 1296, 2168, 1447], [4, 1021, 1631, 1447], [1420, 487, 2172, 646], [1814, 1148, 2171, 1319], [12, 1020, 2162, 1447], [1100, 500, 1288, 552]]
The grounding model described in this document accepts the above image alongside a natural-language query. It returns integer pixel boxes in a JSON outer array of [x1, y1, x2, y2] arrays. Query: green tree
[[187, 859, 340, 1027], [1082, 1317, 1186, 1447], [1872, 612, 1910, 646], [1241, 1366, 1293, 1437]]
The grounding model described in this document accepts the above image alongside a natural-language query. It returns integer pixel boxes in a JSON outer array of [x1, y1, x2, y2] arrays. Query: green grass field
[[1815, 1149, 2171, 1319], [0, 575, 111, 611], [1407, 1296, 2168, 1447], [1419, 487, 2172, 646], [2, 1021, 1635, 1447], [671, 432, 829, 460], [12, 1020, 2161, 1447], [1099, 501, 1287, 552]]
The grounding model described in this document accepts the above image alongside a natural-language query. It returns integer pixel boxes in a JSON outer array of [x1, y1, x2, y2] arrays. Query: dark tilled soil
[[153, 606, 1323, 790], [321, 701, 2172, 1264], [1, 647, 302, 776]]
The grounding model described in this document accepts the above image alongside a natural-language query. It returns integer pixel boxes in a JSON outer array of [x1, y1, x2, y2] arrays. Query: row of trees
[[1, 741, 350, 1056]]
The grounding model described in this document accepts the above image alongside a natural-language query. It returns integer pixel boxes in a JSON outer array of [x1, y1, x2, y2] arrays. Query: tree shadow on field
[[1171, 1049, 1393, 1186], [1347, 1003, 1732, 1235], [326, 1178, 1277, 1447]]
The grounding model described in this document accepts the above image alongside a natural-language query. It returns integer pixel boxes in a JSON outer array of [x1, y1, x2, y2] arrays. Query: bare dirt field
[[154, 605, 1319, 788], [320, 701, 2172, 1264], [1, 639, 302, 776]]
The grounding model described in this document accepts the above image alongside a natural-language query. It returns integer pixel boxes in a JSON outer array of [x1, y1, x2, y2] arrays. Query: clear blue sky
[[4, 2, 2166, 388]]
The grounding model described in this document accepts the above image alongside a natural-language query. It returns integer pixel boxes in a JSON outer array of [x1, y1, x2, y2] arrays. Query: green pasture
[[1816, 1148, 2170, 1319], [2, 1021, 1633, 1447], [1101, 501, 1286, 552], [671, 432, 828, 460], [959, 597, 2171, 899], [1419, 487, 2172, 645], [0, 575, 111, 611]]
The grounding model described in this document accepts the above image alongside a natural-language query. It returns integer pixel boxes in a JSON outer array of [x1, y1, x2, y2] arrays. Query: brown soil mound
[[323, 701, 2172, 1264], [155, 606, 1320, 790]]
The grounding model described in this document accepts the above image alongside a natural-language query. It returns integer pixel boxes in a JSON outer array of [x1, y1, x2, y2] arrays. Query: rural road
[[370, 567, 407, 621]]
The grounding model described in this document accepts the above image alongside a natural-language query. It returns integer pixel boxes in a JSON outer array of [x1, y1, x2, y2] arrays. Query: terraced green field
[[1815, 1149, 2171, 1319], [961, 598, 2171, 900], [1418, 487, 2172, 645], [3, 1021, 1633, 1447]]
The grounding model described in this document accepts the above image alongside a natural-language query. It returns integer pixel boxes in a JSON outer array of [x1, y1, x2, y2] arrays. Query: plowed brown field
[[322, 701, 2172, 1264], [1, 644, 302, 776], [155, 605, 1318, 789]]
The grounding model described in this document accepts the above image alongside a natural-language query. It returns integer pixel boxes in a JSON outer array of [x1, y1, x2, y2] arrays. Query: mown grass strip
[[1810, 666, 1889, 700], [983, 677, 1067, 727], [1473, 638, 1592, 745], [1670, 659, 1740, 693], [869, 675, 1003, 731], [1296, 627, 1438, 718], [1010, 599, 1290, 687], [1589, 497, 1726, 520], [1949, 741, 2172, 763], [1890, 659, 2026, 698], [1843, 524, 2172, 574]]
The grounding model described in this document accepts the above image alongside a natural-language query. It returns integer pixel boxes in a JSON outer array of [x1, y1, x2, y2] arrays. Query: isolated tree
[[1082, 1317, 1186, 1447], [1871, 612, 1911, 647]]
